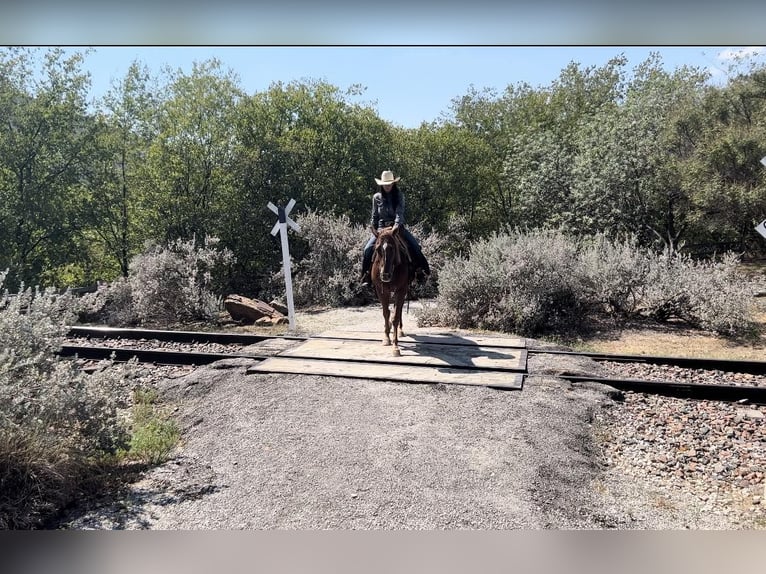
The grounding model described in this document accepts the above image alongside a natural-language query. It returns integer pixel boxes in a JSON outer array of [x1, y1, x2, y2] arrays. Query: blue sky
[[66, 46, 766, 129]]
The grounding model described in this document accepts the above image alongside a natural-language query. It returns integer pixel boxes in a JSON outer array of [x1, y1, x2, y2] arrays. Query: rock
[[224, 294, 284, 323], [737, 409, 764, 420]]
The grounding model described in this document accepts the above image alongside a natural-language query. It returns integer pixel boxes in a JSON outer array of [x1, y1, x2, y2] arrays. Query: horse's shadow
[[399, 332, 524, 371]]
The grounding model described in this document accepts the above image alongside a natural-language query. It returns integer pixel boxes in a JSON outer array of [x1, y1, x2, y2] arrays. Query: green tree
[[0, 47, 95, 289], [143, 59, 243, 243], [571, 54, 708, 251], [225, 79, 393, 295], [682, 62, 766, 253], [81, 61, 160, 278]]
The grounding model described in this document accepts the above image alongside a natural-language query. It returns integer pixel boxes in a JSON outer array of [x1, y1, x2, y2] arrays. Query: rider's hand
[[391, 223, 400, 232]]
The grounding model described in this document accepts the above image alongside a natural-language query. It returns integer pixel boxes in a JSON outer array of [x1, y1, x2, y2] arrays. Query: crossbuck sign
[[268, 199, 300, 330]]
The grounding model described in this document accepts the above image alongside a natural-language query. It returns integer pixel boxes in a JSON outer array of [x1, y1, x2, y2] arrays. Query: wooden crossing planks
[[316, 329, 526, 349], [248, 331, 527, 390], [247, 357, 523, 389], [278, 337, 526, 371]]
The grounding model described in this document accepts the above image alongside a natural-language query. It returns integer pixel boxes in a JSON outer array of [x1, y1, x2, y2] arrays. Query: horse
[[370, 225, 412, 356]]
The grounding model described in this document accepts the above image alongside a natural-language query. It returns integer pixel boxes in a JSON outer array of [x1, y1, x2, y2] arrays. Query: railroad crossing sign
[[268, 199, 300, 331], [756, 218, 766, 240]]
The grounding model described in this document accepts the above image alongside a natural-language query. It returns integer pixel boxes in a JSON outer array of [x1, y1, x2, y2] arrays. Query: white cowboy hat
[[375, 170, 401, 185]]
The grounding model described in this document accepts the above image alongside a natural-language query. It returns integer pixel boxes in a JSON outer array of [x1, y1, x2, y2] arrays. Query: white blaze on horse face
[[380, 241, 393, 282]]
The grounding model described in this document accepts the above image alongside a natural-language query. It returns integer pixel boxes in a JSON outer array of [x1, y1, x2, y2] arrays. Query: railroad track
[[63, 326, 766, 404]]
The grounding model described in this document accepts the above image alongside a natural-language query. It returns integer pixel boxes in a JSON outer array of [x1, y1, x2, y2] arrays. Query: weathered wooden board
[[248, 357, 523, 389], [315, 329, 526, 349], [279, 337, 526, 372]]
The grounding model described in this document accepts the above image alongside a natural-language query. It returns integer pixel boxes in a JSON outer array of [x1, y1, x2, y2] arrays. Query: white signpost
[[758, 158, 766, 239], [268, 199, 300, 331]]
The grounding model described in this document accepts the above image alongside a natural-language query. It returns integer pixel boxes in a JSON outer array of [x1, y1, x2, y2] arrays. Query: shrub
[[578, 234, 651, 316], [419, 228, 589, 335], [417, 230, 757, 337], [287, 210, 372, 307], [0, 270, 136, 528], [285, 210, 451, 307], [78, 236, 235, 326], [125, 388, 180, 465], [641, 251, 756, 336]]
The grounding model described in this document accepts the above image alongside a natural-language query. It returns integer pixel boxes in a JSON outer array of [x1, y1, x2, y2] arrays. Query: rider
[[360, 170, 430, 287]]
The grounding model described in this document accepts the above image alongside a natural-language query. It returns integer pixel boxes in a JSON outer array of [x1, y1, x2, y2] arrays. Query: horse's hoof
[[392, 347, 401, 357], [383, 339, 391, 346]]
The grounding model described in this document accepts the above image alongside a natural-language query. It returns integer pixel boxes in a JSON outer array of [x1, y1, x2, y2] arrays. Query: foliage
[[578, 233, 651, 315], [284, 210, 451, 307], [417, 231, 757, 337], [641, 251, 757, 336], [0, 48, 97, 290], [284, 210, 372, 307], [79, 236, 235, 326], [1, 47, 765, 298], [419, 229, 589, 335], [125, 388, 180, 465], [0, 269, 136, 529]]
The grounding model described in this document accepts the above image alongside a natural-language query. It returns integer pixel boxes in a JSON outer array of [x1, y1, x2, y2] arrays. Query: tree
[[81, 61, 160, 278], [224, 79, 394, 295], [570, 54, 708, 251], [142, 59, 243, 243], [0, 47, 95, 289], [682, 63, 766, 253]]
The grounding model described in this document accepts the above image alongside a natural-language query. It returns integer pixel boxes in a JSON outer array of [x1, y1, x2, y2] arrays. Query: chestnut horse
[[370, 225, 412, 356]]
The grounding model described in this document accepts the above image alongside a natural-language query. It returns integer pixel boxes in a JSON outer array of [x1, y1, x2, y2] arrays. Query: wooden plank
[[280, 337, 526, 372], [247, 357, 523, 390], [315, 329, 526, 349]]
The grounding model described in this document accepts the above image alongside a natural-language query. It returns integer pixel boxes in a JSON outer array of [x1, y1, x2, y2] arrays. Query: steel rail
[[57, 344, 527, 373], [58, 343, 766, 404], [69, 327, 766, 375], [527, 348, 766, 376], [67, 326, 306, 345], [552, 374, 766, 404]]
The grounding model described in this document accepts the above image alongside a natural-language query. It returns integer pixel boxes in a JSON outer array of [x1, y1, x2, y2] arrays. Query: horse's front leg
[[391, 292, 405, 356], [379, 292, 392, 346]]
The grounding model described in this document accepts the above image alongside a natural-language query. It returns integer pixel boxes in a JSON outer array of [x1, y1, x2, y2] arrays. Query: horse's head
[[372, 225, 403, 284]]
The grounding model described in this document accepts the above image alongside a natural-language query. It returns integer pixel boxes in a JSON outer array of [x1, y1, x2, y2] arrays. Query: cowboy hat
[[375, 170, 401, 185]]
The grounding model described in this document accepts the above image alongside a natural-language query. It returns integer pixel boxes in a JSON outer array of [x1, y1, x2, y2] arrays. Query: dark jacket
[[371, 188, 405, 230]]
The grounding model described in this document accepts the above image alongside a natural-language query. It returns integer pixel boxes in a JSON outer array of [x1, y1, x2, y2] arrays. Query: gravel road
[[57, 304, 765, 530]]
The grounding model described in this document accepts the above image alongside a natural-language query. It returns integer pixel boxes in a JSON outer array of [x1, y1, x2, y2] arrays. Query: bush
[[641, 251, 756, 336], [419, 228, 589, 335], [285, 210, 452, 307], [79, 236, 235, 326], [0, 270, 136, 529], [417, 230, 757, 337], [578, 234, 651, 316], [287, 210, 372, 307]]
